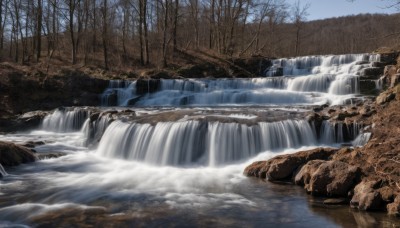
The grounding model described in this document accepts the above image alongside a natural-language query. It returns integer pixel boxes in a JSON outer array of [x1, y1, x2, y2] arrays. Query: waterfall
[[267, 54, 380, 77], [135, 89, 324, 106], [352, 132, 372, 147], [99, 54, 379, 107], [82, 113, 114, 147], [287, 74, 335, 92], [42, 108, 89, 132], [97, 119, 317, 166], [101, 80, 137, 106]]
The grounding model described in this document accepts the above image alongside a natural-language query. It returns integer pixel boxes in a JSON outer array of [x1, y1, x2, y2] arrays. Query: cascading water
[[100, 54, 380, 106], [101, 80, 137, 106], [41, 107, 89, 132], [97, 119, 317, 166]]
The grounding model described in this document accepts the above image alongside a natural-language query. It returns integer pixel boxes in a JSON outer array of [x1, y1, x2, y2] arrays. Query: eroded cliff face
[[0, 63, 109, 131]]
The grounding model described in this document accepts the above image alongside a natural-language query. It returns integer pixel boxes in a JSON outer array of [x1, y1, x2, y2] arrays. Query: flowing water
[[1, 54, 399, 227]]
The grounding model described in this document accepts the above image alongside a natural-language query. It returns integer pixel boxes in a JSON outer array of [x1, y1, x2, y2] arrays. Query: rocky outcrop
[[295, 160, 360, 197], [0, 141, 36, 166], [350, 180, 387, 211], [0, 66, 109, 118], [244, 148, 337, 181]]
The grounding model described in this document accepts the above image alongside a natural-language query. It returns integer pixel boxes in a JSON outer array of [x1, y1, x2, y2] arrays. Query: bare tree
[[291, 0, 309, 56]]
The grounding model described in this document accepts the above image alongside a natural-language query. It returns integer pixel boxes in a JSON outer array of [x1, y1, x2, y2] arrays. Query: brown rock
[[294, 160, 325, 186], [350, 180, 385, 211], [243, 161, 268, 178], [0, 141, 36, 166], [387, 196, 400, 217], [390, 74, 400, 88], [295, 160, 361, 197], [376, 91, 395, 105], [378, 186, 395, 202], [384, 65, 397, 77], [244, 148, 337, 181]]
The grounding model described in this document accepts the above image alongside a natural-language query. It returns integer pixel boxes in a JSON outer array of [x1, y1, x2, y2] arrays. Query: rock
[[384, 65, 397, 77], [323, 198, 349, 205], [0, 141, 36, 166], [243, 161, 268, 178], [244, 148, 337, 181], [355, 61, 369, 65], [21, 141, 45, 148], [378, 186, 395, 202], [371, 62, 385, 68], [390, 74, 400, 88], [387, 196, 400, 217], [376, 91, 395, 105], [295, 160, 361, 197], [350, 180, 385, 211], [359, 80, 380, 95], [361, 67, 384, 79], [37, 152, 67, 160], [359, 106, 376, 117], [12, 111, 49, 131], [294, 160, 324, 186], [380, 52, 400, 65]]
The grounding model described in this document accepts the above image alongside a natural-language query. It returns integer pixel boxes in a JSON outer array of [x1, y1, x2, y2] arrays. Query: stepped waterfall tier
[[101, 54, 380, 107], [0, 53, 398, 227]]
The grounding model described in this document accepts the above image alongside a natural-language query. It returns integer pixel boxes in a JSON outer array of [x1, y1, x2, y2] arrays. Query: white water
[[41, 107, 89, 132], [96, 119, 317, 166], [100, 54, 379, 106]]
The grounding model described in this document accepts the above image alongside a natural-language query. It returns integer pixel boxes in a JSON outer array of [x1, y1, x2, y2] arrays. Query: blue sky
[[286, 0, 398, 21]]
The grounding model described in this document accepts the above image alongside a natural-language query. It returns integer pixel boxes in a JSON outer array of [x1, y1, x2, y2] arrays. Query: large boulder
[[0, 141, 36, 166], [350, 180, 386, 211], [244, 148, 337, 181], [295, 160, 361, 197]]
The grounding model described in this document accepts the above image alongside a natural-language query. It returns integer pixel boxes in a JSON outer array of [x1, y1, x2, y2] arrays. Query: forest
[[0, 0, 399, 70]]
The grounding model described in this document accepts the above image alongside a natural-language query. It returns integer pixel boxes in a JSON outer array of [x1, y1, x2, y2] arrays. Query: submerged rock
[[0, 141, 36, 166], [323, 198, 349, 205]]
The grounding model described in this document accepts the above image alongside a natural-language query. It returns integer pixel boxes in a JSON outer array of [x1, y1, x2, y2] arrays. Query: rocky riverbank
[[244, 62, 400, 216]]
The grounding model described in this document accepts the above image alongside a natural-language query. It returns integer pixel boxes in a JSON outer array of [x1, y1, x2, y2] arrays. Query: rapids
[[1, 53, 398, 227]]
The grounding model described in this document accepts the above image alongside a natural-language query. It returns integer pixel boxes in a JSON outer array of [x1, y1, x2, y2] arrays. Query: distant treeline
[[0, 0, 399, 69]]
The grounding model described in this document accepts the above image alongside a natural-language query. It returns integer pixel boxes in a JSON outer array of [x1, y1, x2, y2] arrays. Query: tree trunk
[[172, 0, 178, 51], [139, 0, 144, 65], [36, 0, 42, 61], [295, 27, 300, 56], [69, 0, 76, 64], [143, 0, 149, 65], [162, 0, 168, 67], [0, 0, 3, 51], [102, 0, 108, 69], [209, 0, 215, 49]]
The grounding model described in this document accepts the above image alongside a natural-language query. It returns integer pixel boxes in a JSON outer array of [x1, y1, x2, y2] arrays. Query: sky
[[285, 0, 398, 21]]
